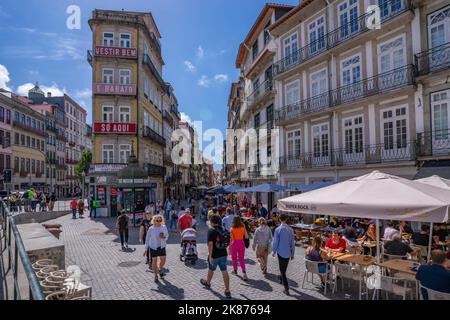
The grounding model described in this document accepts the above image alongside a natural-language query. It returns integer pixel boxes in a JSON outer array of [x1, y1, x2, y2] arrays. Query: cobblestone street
[[45, 214, 360, 300]]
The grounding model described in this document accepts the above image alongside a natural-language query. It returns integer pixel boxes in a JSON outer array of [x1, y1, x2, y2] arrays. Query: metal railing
[[143, 126, 166, 147], [415, 42, 450, 76], [12, 121, 47, 138], [280, 141, 417, 171], [143, 54, 165, 88], [273, 0, 412, 76], [277, 64, 415, 124], [247, 79, 274, 109], [417, 129, 450, 157], [163, 110, 174, 126], [1, 200, 45, 300], [87, 50, 93, 65]]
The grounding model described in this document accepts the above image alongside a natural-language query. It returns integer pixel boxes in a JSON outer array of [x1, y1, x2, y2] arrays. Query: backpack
[[214, 227, 230, 250]]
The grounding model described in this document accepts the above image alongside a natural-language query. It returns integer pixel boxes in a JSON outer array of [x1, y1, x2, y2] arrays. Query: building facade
[[0, 95, 12, 190], [225, 0, 450, 205]]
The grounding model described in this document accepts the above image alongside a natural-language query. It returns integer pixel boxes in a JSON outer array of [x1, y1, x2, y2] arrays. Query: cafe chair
[[411, 245, 428, 263], [372, 275, 413, 300], [333, 262, 366, 300], [302, 259, 331, 295], [45, 290, 68, 300], [419, 284, 450, 300]]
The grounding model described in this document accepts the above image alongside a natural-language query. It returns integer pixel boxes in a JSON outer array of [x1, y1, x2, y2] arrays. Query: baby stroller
[[180, 228, 198, 265]]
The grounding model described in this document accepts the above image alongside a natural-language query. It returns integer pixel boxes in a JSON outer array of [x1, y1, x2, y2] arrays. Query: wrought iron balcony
[[415, 42, 450, 76], [273, 0, 412, 77], [87, 50, 93, 65], [247, 164, 277, 179], [247, 79, 274, 110], [417, 129, 450, 157], [280, 141, 417, 171], [163, 110, 174, 126], [13, 120, 47, 138], [277, 64, 415, 124], [149, 31, 161, 55], [143, 126, 166, 147], [147, 163, 165, 177], [143, 54, 165, 89]]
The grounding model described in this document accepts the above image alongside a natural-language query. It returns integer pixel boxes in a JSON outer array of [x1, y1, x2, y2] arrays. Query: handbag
[[244, 237, 250, 249]]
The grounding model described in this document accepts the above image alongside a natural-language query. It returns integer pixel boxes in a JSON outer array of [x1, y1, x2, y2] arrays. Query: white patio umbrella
[[416, 175, 450, 190], [278, 171, 450, 263]]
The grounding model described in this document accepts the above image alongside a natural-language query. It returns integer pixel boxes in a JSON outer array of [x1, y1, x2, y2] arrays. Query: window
[[311, 69, 328, 97], [341, 54, 362, 101], [120, 33, 131, 48], [102, 106, 114, 123], [287, 130, 301, 160], [26, 136, 30, 147], [144, 76, 149, 98], [308, 16, 326, 54], [119, 144, 132, 163], [285, 81, 300, 106], [144, 111, 149, 128], [263, 21, 271, 46], [427, 5, 450, 69], [252, 41, 259, 61], [378, 35, 406, 73], [312, 123, 329, 159], [31, 159, 35, 174], [14, 157, 19, 172], [32, 138, 36, 148], [0, 107, 4, 122], [381, 106, 408, 150], [102, 144, 114, 163], [431, 90, 450, 142], [119, 69, 131, 85], [6, 110, 11, 124], [379, 0, 404, 20], [102, 68, 114, 84], [14, 133, 19, 145], [284, 33, 298, 66], [343, 116, 364, 155], [339, 0, 359, 39], [103, 32, 114, 46], [119, 106, 131, 123]]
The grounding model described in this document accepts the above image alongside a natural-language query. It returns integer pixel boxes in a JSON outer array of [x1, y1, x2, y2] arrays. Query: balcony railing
[[93, 83, 137, 96], [255, 120, 275, 134], [417, 129, 450, 157], [280, 141, 417, 171], [149, 32, 161, 55], [163, 110, 174, 126], [13, 121, 47, 138], [87, 50, 93, 65], [247, 79, 274, 109], [248, 164, 277, 179], [415, 42, 450, 76], [56, 134, 67, 142], [277, 64, 415, 124], [147, 163, 165, 177], [46, 125, 57, 133], [69, 141, 76, 147], [66, 159, 78, 165], [143, 126, 166, 146], [143, 54, 165, 88], [273, 0, 412, 77]]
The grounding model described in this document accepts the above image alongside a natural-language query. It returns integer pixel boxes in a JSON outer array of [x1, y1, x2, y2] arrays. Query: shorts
[[149, 247, 166, 258], [208, 255, 227, 272]]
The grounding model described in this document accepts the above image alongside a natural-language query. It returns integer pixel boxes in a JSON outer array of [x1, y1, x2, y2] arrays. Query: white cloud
[[197, 75, 211, 88], [183, 60, 196, 73], [197, 46, 204, 59], [180, 112, 193, 125], [74, 88, 92, 99], [214, 74, 229, 84], [16, 82, 66, 97], [0, 64, 12, 91]]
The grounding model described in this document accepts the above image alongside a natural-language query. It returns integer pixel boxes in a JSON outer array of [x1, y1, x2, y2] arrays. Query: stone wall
[[13, 211, 70, 225]]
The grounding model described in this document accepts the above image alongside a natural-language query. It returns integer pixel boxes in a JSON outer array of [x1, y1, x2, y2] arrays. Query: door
[[427, 6, 450, 71], [338, 0, 359, 41], [381, 106, 409, 160], [341, 55, 362, 102], [343, 116, 364, 164], [308, 16, 326, 56], [378, 35, 406, 90], [266, 105, 274, 129], [310, 69, 328, 111], [284, 33, 298, 67], [378, 0, 404, 20], [431, 90, 450, 154], [312, 123, 330, 166]]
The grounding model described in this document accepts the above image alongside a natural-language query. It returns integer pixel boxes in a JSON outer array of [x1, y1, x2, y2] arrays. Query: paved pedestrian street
[[45, 214, 361, 300]]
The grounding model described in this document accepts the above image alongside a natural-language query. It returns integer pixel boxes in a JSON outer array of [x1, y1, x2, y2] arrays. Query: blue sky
[[0, 0, 298, 165]]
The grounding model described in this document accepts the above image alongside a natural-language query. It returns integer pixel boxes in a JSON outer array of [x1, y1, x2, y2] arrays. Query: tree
[[75, 149, 92, 182]]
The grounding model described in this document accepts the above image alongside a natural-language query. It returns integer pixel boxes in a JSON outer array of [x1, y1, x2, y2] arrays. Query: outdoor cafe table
[[362, 241, 378, 256], [379, 259, 419, 299], [334, 254, 375, 300]]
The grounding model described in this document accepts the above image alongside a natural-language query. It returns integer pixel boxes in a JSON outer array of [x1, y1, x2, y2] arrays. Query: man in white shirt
[[383, 221, 399, 241]]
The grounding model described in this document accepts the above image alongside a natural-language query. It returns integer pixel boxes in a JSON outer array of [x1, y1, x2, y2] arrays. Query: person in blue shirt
[[416, 249, 450, 299], [222, 208, 234, 233], [258, 203, 268, 219], [272, 213, 295, 295]]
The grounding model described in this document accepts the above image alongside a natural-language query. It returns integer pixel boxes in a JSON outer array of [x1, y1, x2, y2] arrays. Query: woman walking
[[230, 215, 249, 281], [77, 198, 85, 218], [252, 217, 272, 275], [116, 209, 130, 250], [144, 214, 169, 283]]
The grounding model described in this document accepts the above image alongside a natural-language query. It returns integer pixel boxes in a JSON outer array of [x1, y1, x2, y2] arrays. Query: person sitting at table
[[412, 225, 432, 246], [383, 231, 417, 258], [383, 221, 398, 241], [329, 216, 338, 229], [433, 223, 449, 244], [399, 221, 413, 235], [305, 236, 330, 288], [342, 227, 363, 254], [325, 230, 346, 253], [416, 249, 450, 299]]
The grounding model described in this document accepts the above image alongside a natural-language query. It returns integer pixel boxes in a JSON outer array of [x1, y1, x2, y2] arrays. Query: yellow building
[[88, 9, 167, 216]]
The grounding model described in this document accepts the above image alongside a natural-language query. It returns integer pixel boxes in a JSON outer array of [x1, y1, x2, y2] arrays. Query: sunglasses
[[155, 219, 162, 222]]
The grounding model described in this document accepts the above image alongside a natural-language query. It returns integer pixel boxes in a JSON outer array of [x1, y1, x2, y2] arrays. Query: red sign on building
[[93, 123, 136, 134], [93, 83, 136, 96], [94, 46, 137, 59]]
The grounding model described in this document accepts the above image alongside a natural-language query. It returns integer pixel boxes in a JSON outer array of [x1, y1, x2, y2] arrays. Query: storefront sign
[[93, 122, 136, 134], [93, 83, 136, 96], [94, 46, 137, 59], [89, 164, 127, 174], [110, 188, 117, 196]]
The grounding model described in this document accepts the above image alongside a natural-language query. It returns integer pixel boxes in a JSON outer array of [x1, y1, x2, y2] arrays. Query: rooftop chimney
[[47, 92, 52, 97]]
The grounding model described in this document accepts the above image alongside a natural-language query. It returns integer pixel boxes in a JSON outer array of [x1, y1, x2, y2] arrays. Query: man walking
[[200, 214, 231, 299], [221, 208, 234, 233], [272, 213, 295, 295], [70, 198, 78, 219]]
